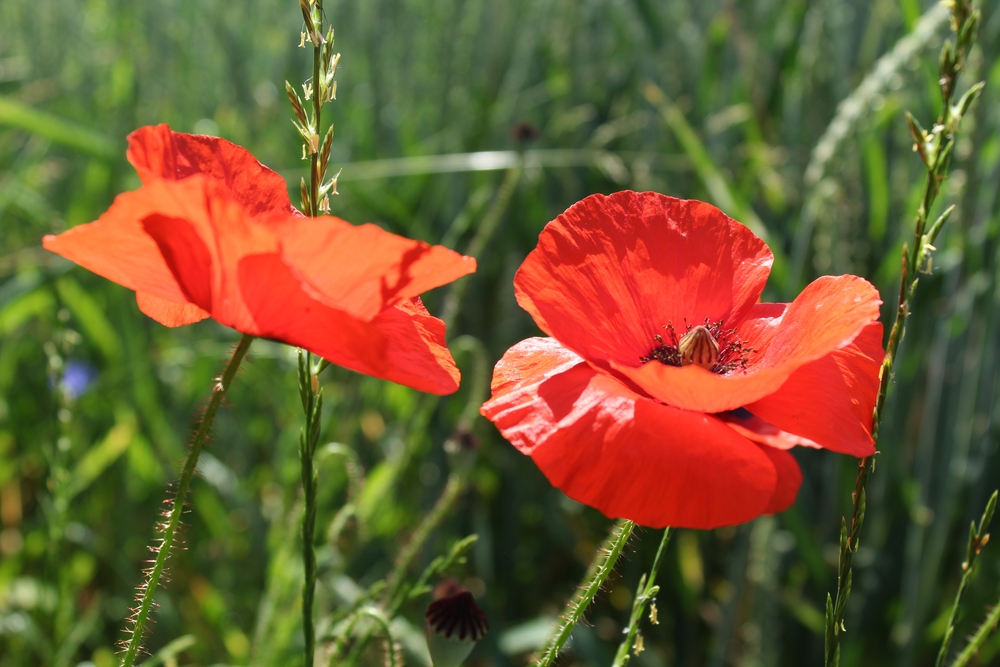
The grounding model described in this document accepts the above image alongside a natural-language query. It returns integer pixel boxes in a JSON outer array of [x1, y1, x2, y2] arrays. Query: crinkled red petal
[[514, 191, 772, 368], [745, 322, 883, 457], [615, 275, 882, 413], [273, 215, 476, 321], [126, 124, 294, 216], [480, 337, 795, 529], [238, 253, 461, 394]]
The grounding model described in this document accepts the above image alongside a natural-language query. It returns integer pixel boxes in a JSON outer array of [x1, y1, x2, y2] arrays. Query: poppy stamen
[[640, 319, 751, 374]]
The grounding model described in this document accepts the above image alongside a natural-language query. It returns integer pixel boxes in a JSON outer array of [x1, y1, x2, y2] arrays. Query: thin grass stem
[[612, 527, 672, 667], [823, 2, 983, 664], [440, 164, 522, 330], [120, 333, 253, 667], [532, 519, 635, 667], [299, 350, 324, 667], [936, 491, 997, 667]]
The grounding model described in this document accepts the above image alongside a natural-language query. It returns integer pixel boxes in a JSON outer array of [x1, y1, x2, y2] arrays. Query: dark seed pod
[[425, 590, 489, 642]]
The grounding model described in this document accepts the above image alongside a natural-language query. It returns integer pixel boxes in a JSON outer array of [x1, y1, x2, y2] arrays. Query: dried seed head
[[678, 325, 719, 370]]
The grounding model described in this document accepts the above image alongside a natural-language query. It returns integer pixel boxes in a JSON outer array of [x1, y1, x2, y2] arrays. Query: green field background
[[1, 0, 999, 665]]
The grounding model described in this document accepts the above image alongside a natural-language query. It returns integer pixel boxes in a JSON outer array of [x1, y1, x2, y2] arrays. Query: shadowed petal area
[[480, 337, 790, 529], [275, 216, 476, 321], [615, 275, 882, 413], [136, 293, 210, 327], [238, 254, 461, 395], [514, 191, 772, 367], [717, 408, 821, 450], [745, 322, 883, 456], [126, 124, 294, 216], [757, 445, 803, 514], [141, 214, 214, 312]]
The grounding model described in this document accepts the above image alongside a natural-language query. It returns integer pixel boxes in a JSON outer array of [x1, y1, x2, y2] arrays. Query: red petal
[[42, 190, 193, 305], [238, 253, 461, 394], [480, 337, 793, 529], [513, 191, 772, 367], [136, 292, 210, 327], [744, 322, 883, 456], [615, 275, 882, 413], [126, 125, 294, 216], [273, 215, 476, 321]]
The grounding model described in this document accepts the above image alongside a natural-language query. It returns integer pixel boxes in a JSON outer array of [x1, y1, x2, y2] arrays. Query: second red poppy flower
[[481, 191, 883, 529]]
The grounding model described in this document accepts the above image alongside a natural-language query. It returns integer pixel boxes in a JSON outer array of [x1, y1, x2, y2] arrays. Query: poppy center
[[640, 320, 751, 374]]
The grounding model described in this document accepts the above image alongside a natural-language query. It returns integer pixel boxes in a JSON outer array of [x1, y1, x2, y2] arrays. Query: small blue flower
[[60, 361, 98, 399]]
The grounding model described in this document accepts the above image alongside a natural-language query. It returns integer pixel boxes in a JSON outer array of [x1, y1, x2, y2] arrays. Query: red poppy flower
[[43, 125, 476, 395], [480, 191, 883, 528]]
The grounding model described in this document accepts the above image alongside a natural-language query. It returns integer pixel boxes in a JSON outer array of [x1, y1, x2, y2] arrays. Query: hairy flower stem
[[120, 333, 253, 667], [823, 2, 983, 664], [936, 491, 997, 667], [533, 519, 636, 667], [613, 527, 672, 667], [949, 589, 1000, 667]]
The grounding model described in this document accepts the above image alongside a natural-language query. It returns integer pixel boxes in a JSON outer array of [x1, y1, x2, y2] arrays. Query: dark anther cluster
[[640, 319, 752, 374]]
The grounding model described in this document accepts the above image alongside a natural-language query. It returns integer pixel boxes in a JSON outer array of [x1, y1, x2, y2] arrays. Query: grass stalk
[[936, 491, 997, 667], [439, 164, 522, 330], [532, 519, 636, 667], [120, 333, 253, 667], [823, 2, 983, 664], [292, 2, 340, 661], [612, 527, 672, 667], [298, 350, 324, 667]]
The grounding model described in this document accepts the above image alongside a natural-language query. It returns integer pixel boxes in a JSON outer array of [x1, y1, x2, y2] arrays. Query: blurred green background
[[2, 0, 999, 665]]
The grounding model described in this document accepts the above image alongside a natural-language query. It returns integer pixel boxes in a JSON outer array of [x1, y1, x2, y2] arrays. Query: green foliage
[[2, 0, 1000, 665]]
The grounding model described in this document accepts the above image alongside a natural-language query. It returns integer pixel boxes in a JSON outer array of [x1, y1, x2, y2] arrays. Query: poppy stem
[[948, 586, 1000, 667], [823, 2, 983, 664], [120, 333, 253, 667], [532, 519, 636, 667], [612, 527, 673, 667]]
